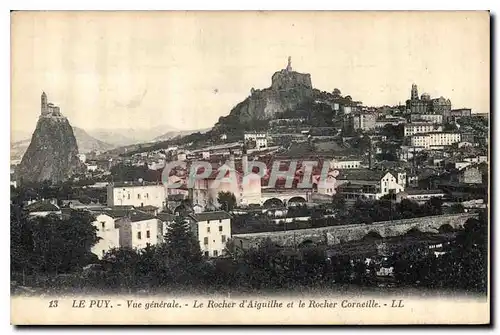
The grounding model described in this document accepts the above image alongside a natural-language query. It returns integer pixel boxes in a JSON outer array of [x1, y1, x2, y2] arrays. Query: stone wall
[[232, 213, 478, 249]]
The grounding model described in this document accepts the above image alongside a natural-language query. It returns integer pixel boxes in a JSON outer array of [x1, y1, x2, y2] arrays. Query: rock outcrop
[[215, 58, 313, 129], [17, 106, 81, 184]]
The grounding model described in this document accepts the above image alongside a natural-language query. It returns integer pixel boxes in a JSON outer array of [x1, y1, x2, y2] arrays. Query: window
[[101, 222, 105, 229], [207, 227, 211, 233], [137, 232, 142, 240], [219, 219, 222, 223], [222, 235, 226, 243], [137, 194, 141, 199], [204, 251, 209, 257], [146, 193, 149, 199], [219, 225, 223, 232], [213, 250, 218, 257], [146, 230, 150, 238], [127, 194, 130, 200], [204, 237, 208, 245]]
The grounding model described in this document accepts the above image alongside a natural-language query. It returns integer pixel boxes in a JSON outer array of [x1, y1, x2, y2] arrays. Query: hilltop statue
[[286, 56, 292, 72]]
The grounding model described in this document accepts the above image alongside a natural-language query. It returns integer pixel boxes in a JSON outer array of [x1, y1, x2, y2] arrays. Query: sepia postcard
[[10, 10, 490, 325]]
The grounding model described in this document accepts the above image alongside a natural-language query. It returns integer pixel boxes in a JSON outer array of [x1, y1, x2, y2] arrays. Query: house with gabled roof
[[187, 211, 232, 258]]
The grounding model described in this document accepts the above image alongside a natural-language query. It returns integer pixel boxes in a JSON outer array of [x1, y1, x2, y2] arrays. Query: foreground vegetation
[[11, 203, 487, 295]]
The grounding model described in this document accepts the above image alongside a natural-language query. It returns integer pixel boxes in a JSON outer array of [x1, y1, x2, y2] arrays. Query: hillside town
[[11, 59, 489, 295]]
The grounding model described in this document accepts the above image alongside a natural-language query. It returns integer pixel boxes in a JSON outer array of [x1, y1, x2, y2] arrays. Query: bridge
[[232, 213, 478, 249], [260, 188, 311, 207]]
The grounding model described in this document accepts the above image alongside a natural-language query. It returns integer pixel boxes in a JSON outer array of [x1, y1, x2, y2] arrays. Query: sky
[[11, 11, 490, 135]]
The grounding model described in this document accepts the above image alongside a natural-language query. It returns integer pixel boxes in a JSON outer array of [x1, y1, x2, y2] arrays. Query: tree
[[444, 123, 459, 132], [426, 197, 443, 215], [163, 216, 202, 264], [102, 247, 141, 290], [217, 191, 237, 211], [30, 210, 100, 274], [450, 203, 465, 214], [331, 194, 346, 212], [11, 204, 34, 283]]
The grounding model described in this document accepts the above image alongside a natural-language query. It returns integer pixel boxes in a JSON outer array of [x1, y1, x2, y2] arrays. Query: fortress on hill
[[40, 91, 63, 118]]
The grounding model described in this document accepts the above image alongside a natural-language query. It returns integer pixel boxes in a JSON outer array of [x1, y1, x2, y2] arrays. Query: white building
[[116, 210, 163, 250], [86, 164, 98, 172], [189, 211, 232, 258], [91, 213, 120, 259], [396, 189, 446, 204], [191, 159, 262, 210], [404, 122, 443, 137], [409, 114, 443, 124], [464, 156, 488, 164], [317, 175, 337, 196], [244, 132, 268, 149], [455, 161, 472, 171], [330, 159, 362, 169], [337, 170, 404, 201], [107, 182, 167, 209], [77, 154, 87, 163], [352, 113, 377, 131], [410, 132, 461, 149]]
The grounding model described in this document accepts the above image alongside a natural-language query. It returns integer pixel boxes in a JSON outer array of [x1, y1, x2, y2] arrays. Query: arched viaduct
[[232, 213, 479, 249], [261, 190, 310, 207]]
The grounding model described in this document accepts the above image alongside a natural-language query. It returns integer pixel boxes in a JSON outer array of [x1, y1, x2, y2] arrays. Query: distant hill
[[88, 125, 180, 146], [71, 127, 116, 153], [153, 127, 212, 142]]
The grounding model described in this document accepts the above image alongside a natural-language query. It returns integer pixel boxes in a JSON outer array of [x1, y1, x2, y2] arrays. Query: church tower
[[41, 91, 47, 115], [411, 84, 419, 100]]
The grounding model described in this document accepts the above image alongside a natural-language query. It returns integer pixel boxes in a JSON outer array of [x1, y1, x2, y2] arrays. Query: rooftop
[[337, 169, 389, 181], [110, 181, 164, 188], [189, 211, 232, 222], [25, 201, 60, 213], [127, 210, 156, 222], [403, 189, 445, 195], [157, 212, 176, 222]]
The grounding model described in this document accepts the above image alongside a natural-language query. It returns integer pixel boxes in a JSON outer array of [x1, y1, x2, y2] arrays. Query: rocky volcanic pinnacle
[[215, 58, 313, 128], [16, 114, 81, 184]]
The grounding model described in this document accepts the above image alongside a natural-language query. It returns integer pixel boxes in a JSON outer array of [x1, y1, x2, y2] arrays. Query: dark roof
[[189, 211, 232, 222], [110, 181, 164, 188], [25, 201, 60, 213], [108, 205, 136, 210], [127, 210, 156, 222], [403, 189, 444, 195], [157, 212, 176, 222], [140, 205, 159, 211], [168, 194, 187, 201], [100, 208, 130, 219], [337, 169, 389, 181]]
